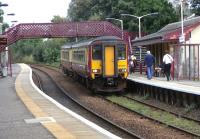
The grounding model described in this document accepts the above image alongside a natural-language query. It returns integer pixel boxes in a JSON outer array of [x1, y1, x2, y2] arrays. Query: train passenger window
[[92, 45, 102, 60], [72, 50, 85, 62], [118, 44, 126, 60], [65, 51, 69, 60]]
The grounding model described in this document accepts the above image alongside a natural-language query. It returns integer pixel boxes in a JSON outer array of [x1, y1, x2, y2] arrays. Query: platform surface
[[128, 73, 200, 95], [11, 63, 120, 139], [0, 64, 55, 139]]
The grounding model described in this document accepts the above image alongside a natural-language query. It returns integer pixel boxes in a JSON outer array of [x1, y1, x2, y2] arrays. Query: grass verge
[[107, 96, 200, 135]]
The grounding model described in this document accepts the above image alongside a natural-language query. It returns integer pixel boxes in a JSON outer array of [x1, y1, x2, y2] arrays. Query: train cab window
[[92, 45, 102, 60], [117, 44, 126, 60]]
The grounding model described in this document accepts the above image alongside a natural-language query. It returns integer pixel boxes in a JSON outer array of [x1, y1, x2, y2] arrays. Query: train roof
[[61, 36, 123, 49]]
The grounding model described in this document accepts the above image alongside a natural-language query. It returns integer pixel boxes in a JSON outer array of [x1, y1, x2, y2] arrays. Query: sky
[[1, 0, 71, 25]]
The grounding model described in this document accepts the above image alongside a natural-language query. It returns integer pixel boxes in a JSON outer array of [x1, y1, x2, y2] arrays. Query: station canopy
[[132, 16, 200, 46]]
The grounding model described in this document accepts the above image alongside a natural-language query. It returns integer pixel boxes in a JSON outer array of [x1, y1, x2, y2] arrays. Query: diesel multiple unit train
[[61, 36, 128, 92]]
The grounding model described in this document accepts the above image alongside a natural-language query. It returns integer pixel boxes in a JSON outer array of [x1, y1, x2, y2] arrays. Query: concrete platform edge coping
[[25, 64, 121, 139]]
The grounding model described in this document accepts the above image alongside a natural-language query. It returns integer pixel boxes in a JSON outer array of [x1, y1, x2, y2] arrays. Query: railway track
[[31, 64, 198, 139], [31, 65, 142, 139], [122, 94, 200, 123], [32, 70, 43, 91], [103, 95, 200, 138]]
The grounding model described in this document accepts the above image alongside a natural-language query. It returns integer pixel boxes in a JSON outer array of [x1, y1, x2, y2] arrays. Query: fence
[[173, 43, 200, 80]]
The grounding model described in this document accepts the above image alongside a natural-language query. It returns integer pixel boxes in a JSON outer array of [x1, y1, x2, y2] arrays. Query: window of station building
[[117, 44, 126, 60], [92, 45, 102, 60]]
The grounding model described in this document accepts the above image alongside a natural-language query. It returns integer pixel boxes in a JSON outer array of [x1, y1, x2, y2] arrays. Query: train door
[[104, 45, 115, 76]]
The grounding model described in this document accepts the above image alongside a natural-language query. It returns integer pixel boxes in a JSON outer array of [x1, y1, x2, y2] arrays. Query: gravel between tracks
[[34, 65, 195, 139]]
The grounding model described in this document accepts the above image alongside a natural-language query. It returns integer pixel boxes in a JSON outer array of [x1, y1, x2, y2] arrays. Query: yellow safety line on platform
[[15, 72, 76, 139]]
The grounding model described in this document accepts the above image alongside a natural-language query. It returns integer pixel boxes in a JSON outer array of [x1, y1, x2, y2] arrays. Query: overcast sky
[[1, 0, 71, 25]]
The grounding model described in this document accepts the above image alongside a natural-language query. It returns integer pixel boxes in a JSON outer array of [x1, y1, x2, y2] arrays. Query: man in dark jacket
[[144, 51, 155, 80]]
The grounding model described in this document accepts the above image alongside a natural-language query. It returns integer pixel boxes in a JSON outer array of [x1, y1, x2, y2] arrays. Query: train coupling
[[107, 78, 115, 86]]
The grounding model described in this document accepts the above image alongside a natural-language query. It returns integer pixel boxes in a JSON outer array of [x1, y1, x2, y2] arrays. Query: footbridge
[[0, 21, 135, 76], [0, 21, 135, 51]]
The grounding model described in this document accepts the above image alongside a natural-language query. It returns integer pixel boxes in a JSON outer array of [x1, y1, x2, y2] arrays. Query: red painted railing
[[0, 21, 135, 51]]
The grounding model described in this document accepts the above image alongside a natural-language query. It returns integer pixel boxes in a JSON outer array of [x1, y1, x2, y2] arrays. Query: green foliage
[[51, 15, 68, 23], [67, 0, 179, 34], [68, 0, 93, 21], [184, 103, 197, 113], [0, 5, 4, 23], [107, 96, 200, 135], [2, 23, 9, 32], [33, 45, 44, 62], [11, 38, 67, 64], [191, 0, 200, 16]]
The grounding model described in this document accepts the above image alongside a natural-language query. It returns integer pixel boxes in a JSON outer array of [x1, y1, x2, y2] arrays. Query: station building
[[132, 16, 200, 80]]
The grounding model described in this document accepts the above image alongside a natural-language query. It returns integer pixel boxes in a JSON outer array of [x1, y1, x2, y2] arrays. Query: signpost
[[179, 35, 185, 44]]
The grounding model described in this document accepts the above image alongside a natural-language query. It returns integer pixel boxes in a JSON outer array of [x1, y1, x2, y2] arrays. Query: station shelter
[[132, 16, 200, 80]]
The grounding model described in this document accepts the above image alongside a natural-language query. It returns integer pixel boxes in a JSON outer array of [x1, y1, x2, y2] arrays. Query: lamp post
[[121, 12, 158, 74], [180, 0, 185, 43], [4, 15, 16, 77], [11, 20, 18, 27], [121, 12, 158, 38], [0, 4, 8, 7], [7, 13, 15, 16], [106, 17, 124, 40], [0, 3, 8, 34], [0, 3, 8, 77]]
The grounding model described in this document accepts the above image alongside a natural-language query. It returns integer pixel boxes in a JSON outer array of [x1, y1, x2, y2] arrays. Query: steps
[[131, 46, 147, 73]]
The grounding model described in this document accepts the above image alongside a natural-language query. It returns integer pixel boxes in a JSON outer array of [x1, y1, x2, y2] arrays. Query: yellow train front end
[[90, 41, 128, 92]]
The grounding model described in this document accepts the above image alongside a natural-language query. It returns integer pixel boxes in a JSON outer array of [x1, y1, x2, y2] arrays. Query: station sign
[[0, 35, 7, 45], [179, 35, 185, 43]]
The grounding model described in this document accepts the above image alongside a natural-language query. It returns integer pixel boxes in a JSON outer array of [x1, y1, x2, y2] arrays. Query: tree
[[51, 15, 68, 23], [67, 0, 179, 34], [67, 0, 93, 21], [191, 0, 200, 15], [0, 2, 4, 23], [11, 39, 43, 62]]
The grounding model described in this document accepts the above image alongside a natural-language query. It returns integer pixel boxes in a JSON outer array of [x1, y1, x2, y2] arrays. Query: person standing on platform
[[163, 51, 173, 81], [144, 51, 155, 80], [130, 55, 136, 74]]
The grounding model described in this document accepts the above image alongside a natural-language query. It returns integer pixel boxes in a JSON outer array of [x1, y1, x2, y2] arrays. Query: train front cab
[[90, 42, 128, 92]]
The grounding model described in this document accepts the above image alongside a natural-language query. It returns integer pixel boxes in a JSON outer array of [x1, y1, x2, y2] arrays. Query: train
[[60, 36, 129, 92]]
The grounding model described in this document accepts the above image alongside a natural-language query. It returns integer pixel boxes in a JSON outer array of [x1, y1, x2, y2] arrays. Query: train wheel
[[85, 78, 89, 89], [62, 67, 66, 74], [93, 88, 97, 94], [85, 78, 91, 89]]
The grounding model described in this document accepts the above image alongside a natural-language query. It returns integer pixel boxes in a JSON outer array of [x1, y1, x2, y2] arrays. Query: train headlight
[[119, 68, 127, 73], [92, 69, 100, 73]]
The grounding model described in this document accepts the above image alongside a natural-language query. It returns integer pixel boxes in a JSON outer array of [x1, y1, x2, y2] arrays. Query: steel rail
[[31, 65, 143, 139], [102, 96, 200, 138], [32, 70, 43, 91], [122, 94, 200, 123]]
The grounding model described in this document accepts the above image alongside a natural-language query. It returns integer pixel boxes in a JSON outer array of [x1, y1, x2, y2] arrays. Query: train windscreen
[[92, 45, 102, 60], [117, 44, 126, 60]]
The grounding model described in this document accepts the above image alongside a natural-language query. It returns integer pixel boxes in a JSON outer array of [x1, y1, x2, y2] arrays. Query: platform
[[0, 64, 121, 139], [128, 74, 200, 96], [0, 64, 55, 139]]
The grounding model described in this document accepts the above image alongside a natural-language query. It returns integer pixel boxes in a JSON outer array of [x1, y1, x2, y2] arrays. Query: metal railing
[[173, 43, 200, 80]]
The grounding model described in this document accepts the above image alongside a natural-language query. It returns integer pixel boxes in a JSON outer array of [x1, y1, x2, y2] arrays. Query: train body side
[[61, 36, 128, 92]]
